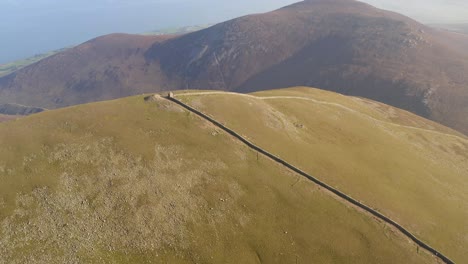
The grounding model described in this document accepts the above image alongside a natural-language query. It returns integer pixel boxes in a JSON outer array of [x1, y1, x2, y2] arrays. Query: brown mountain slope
[[147, 0, 468, 133], [0, 34, 174, 108], [1, 0, 467, 134]]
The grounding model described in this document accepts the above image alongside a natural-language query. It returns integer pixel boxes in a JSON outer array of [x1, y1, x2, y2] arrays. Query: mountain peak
[[1, 0, 467, 134]]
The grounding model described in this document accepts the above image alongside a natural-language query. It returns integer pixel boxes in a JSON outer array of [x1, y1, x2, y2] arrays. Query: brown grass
[[0, 92, 438, 263], [178, 87, 468, 263]]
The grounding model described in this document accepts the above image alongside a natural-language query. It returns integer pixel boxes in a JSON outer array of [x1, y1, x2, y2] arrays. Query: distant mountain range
[[1, 0, 467, 134]]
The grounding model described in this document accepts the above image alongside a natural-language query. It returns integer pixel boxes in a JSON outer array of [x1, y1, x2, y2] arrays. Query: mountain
[[0, 25, 211, 79], [1, 0, 468, 134], [0, 103, 45, 123], [1, 87, 466, 263], [147, 0, 468, 134], [0, 34, 175, 109], [0, 103, 45, 116], [0, 48, 69, 78]]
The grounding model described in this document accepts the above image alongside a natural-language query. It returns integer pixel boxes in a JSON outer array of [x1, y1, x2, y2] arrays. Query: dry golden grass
[[0, 93, 439, 263], [178, 87, 468, 263], [0, 114, 18, 123]]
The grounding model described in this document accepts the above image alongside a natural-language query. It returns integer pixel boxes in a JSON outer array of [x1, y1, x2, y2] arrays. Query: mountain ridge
[[1, 0, 467, 134]]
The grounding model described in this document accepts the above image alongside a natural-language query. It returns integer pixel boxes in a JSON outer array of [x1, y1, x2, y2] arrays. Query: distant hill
[[0, 34, 175, 108], [0, 25, 210, 79], [0, 103, 45, 123], [1, 87, 466, 263], [1, 0, 467, 134], [148, 0, 468, 134], [0, 103, 45, 116], [430, 23, 468, 34], [0, 48, 69, 78]]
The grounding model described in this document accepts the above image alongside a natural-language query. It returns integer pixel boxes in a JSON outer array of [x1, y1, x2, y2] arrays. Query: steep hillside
[[0, 34, 174, 109], [0, 48, 69, 78], [177, 87, 468, 263], [148, 0, 468, 133], [0, 25, 209, 79], [1, 0, 468, 134], [0, 90, 444, 263]]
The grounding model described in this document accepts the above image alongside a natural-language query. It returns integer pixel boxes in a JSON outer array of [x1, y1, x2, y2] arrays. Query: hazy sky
[[363, 0, 468, 23], [1, 0, 467, 64]]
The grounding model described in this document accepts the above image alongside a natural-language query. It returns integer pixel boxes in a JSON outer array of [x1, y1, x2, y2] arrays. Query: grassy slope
[[0, 114, 19, 123], [0, 94, 436, 263], [178, 87, 468, 263]]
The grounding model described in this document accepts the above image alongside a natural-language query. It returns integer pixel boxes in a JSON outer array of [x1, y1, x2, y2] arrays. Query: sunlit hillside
[[177, 87, 468, 263], [1, 87, 465, 263]]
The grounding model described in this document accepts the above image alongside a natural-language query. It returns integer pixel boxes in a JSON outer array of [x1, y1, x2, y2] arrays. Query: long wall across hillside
[[166, 94, 455, 264]]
